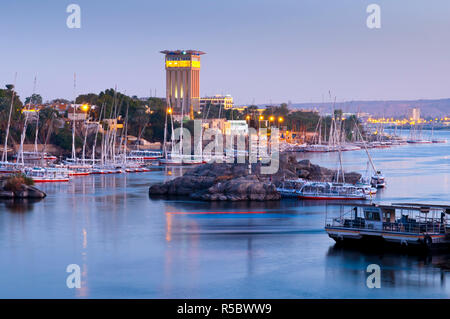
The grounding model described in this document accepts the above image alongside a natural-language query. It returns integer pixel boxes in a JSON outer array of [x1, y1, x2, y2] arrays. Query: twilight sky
[[1, 0, 449, 105]]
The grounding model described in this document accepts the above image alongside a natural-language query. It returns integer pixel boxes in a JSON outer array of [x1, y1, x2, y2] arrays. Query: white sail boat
[[353, 118, 386, 188], [0, 76, 22, 174]]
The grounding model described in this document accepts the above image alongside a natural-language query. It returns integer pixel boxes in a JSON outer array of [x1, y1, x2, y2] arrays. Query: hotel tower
[[160, 49, 205, 120]]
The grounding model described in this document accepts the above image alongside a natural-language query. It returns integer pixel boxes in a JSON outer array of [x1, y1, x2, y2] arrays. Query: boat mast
[[18, 76, 37, 165], [71, 73, 77, 161], [34, 110, 39, 153], [1, 73, 17, 163], [179, 94, 184, 157], [354, 117, 377, 174], [334, 100, 345, 183], [92, 102, 105, 165], [81, 109, 89, 165], [121, 100, 130, 165], [163, 97, 169, 159], [111, 90, 123, 164]]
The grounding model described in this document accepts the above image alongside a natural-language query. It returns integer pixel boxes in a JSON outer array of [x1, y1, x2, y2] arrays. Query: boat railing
[[326, 217, 446, 234]]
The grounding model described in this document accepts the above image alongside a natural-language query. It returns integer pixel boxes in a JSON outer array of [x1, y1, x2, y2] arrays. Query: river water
[[0, 130, 449, 298]]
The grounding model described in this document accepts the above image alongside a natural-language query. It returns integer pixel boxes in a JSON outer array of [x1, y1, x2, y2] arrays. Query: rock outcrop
[[149, 154, 362, 201], [0, 177, 46, 199]]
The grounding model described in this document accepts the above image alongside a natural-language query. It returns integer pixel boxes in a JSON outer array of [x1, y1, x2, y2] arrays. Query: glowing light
[[278, 116, 284, 123], [167, 108, 172, 114], [269, 116, 275, 121], [80, 104, 90, 112], [259, 115, 264, 121]]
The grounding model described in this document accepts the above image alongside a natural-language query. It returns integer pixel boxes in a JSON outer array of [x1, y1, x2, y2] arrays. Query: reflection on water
[[326, 245, 449, 293], [1, 198, 43, 213], [0, 131, 449, 298]]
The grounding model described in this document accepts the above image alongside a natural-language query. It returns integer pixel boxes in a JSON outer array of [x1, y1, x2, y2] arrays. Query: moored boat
[[371, 171, 386, 188], [325, 203, 450, 249], [296, 181, 369, 200], [13, 151, 57, 161], [276, 179, 307, 198], [25, 167, 70, 183]]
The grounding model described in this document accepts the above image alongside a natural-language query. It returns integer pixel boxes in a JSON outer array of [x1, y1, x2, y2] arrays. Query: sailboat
[[353, 119, 386, 188], [355, 161, 377, 195], [160, 98, 205, 166], [1, 77, 22, 174], [25, 167, 70, 183], [286, 109, 369, 200], [430, 124, 447, 143], [304, 116, 332, 152]]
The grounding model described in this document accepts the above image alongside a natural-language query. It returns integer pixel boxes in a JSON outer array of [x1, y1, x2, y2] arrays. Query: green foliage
[[286, 110, 320, 132], [25, 94, 43, 105], [4, 173, 34, 191], [51, 123, 82, 151], [263, 103, 289, 119], [0, 85, 24, 145], [75, 89, 167, 143]]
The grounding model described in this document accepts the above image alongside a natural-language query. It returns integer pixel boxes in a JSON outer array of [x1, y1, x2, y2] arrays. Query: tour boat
[[67, 166, 92, 176], [25, 167, 70, 183], [432, 139, 447, 143], [303, 144, 332, 152], [325, 203, 450, 249], [296, 182, 369, 200], [91, 168, 108, 175], [340, 145, 361, 152], [371, 171, 386, 188], [90, 165, 120, 174], [160, 154, 206, 166], [356, 183, 377, 196], [276, 179, 307, 198], [14, 151, 57, 161], [280, 143, 307, 152], [127, 150, 163, 161], [406, 139, 432, 144], [0, 162, 22, 174], [356, 174, 377, 196], [69, 170, 91, 176]]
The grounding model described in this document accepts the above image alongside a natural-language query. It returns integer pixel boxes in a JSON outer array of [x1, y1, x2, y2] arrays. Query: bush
[[4, 173, 34, 191]]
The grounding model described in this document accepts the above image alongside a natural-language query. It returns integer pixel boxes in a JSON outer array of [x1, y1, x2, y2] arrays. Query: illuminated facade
[[160, 50, 205, 120], [200, 95, 234, 110]]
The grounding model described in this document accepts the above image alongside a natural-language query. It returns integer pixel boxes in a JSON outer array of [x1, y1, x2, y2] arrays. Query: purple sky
[[1, 0, 450, 105]]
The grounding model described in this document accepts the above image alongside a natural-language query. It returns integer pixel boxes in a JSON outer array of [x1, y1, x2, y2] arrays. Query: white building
[[224, 120, 248, 135]]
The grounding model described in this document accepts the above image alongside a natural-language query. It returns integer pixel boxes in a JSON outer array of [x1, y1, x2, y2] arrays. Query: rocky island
[[0, 174, 47, 199], [149, 154, 362, 201]]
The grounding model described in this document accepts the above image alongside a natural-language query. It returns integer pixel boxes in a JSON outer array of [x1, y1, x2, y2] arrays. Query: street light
[[258, 115, 264, 131], [278, 116, 284, 129], [80, 104, 90, 112]]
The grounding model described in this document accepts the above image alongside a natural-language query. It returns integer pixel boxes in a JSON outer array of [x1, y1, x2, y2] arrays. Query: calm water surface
[[0, 130, 449, 298]]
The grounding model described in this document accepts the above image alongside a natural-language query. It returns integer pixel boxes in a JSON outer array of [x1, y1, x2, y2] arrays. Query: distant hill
[[290, 98, 450, 117]]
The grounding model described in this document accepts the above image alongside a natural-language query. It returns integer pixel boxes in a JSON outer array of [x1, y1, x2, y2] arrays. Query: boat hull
[[326, 227, 449, 249], [32, 178, 70, 183]]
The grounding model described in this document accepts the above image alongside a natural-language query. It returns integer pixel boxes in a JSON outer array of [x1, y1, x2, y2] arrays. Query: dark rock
[[149, 154, 363, 201], [297, 169, 310, 179], [0, 190, 15, 198], [0, 180, 46, 199], [338, 172, 362, 184], [23, 185, 47, 199]]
